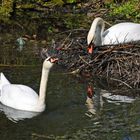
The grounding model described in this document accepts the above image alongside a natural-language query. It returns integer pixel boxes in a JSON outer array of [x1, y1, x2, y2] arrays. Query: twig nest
[[49, 31, 140, 89]]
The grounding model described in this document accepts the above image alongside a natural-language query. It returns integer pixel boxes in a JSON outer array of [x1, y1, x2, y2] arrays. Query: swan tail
[[0, 72, 11, 90]]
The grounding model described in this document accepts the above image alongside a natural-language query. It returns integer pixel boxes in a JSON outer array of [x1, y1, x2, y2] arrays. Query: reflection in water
[[102, 90, 135, 104], [0, 103, 40, 123], [85, 85, 135, 117], [0, 69, 139, 139], [85, 84, 103, 117]]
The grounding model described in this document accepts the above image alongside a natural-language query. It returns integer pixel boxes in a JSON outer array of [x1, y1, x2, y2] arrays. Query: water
[[0, 70, 140, 140], [0, 40, 140, 140]]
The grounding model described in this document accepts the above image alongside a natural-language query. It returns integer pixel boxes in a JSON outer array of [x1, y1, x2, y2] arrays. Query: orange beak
[[87, 44, 94, 54], [50, 58, 59, 63]]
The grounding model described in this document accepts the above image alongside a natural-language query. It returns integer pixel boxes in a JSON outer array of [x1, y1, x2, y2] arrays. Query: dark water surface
[[0, 40, 140, 140]]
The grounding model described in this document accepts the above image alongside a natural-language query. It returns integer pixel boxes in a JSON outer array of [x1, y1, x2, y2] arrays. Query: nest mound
[[52, 30, 140, 89]]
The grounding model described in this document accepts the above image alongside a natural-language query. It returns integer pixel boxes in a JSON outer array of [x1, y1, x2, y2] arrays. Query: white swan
[[87, 17, 140, 46], [0, 57, 58, 112]]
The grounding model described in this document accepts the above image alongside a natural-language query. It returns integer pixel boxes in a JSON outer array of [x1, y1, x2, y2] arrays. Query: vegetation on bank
[[1, 0, 140, 21], [106, 0, 140, 22], [0, 0, 81, 18], [1, 0, 140, 40]]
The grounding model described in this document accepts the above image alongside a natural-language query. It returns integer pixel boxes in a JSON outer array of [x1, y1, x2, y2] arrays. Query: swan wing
[[103, 23, 140, 45], [0, 84, 39, 111]]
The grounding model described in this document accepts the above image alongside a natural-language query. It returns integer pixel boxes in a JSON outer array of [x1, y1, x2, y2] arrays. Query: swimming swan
[[0, 57, 58, 112], [87, 17, 140, 46]]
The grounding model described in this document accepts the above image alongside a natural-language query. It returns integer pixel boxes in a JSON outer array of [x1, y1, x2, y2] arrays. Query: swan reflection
[[0, 103, 40, 123], [85, 85, 103, 117], [85, 85, 135, 117], [101, 90, 135, 104]]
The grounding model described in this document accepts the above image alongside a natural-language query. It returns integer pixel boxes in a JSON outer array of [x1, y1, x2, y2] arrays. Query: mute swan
[[87, 17, 140, 47], [0, 57, 58, 112]]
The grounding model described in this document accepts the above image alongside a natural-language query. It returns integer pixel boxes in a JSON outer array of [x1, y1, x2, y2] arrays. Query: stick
[[110, 78, 132, 89]]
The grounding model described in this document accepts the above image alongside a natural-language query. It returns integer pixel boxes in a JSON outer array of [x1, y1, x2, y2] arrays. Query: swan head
[[87, 29, 95, 46], [43, 57, 58, 70], [87, 17, 105, 46]]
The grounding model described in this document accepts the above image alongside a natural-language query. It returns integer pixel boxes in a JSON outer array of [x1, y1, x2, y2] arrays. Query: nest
[[49, 30, 140, 89]]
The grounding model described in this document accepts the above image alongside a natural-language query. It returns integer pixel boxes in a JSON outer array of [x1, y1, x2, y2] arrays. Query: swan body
[[87, 17, 140, 46], [0, 57, 57, 112]]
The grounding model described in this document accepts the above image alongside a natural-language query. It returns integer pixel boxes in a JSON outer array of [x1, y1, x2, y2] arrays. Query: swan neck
[[100, 21, 105, 44], [91, 18, 105, 46], [38, 67, 50, 104]]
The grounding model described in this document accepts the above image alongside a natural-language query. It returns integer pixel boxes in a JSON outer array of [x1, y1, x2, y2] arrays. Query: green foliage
[[0, 0, 13, 19], [65, 0, 77, 3], [0, 0, 80, 20], [37, 0, 64, 7], [107, 0, 140, 21], [63, 14, 87, 29]]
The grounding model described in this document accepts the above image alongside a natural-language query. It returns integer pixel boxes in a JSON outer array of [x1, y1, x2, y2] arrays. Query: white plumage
[[0, 57, 58, 112], [87, 17, 140, 46]]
